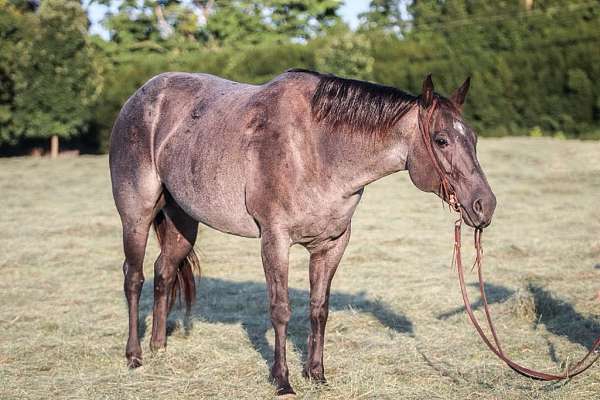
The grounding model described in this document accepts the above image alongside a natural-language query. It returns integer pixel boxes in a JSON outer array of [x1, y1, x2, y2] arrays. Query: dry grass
[[1, 137, 599, 399]]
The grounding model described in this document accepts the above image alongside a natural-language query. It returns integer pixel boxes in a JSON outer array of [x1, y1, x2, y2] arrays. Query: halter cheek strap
[[417, 98, 460, 211], [418, 98, 600, 380]]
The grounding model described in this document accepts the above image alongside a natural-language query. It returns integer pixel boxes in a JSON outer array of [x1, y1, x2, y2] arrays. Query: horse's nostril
[[472, 198, 484, 217]]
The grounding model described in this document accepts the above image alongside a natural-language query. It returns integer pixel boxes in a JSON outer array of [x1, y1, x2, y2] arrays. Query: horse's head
[[406, 75, 496, 228]]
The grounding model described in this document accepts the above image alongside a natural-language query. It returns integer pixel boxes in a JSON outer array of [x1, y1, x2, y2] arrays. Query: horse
[[109, 69, 496, 396]]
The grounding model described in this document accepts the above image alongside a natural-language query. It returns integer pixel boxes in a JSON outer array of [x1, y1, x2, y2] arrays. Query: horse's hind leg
[[112, 170, 162, 368], [121, 221, 152, 368], [109, 80, 168, 367], [150, 201, 198, 352]]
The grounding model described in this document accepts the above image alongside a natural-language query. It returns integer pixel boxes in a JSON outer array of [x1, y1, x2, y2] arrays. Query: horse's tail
[[152, 210, 201, 314]]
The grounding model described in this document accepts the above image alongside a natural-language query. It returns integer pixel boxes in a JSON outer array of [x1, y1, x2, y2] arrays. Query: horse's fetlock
[[271, 362, 290, 381], [309, 363, 324, 376], [303, 362, 326, 383]]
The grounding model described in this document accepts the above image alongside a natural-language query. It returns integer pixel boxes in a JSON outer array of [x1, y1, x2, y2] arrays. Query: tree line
[[1, 0, 599, 155]]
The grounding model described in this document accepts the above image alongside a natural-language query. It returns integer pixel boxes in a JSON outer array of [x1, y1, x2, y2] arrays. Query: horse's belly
[[158, 138, 260, 239], [168, 180, 260, 238], [179, 197, 260, 238]]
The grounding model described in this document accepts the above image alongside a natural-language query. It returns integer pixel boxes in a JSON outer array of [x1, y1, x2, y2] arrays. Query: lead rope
[[418, 100, 600, 380]]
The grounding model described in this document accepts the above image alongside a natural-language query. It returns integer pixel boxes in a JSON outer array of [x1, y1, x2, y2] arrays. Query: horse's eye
[[435, 138, 448, 147]]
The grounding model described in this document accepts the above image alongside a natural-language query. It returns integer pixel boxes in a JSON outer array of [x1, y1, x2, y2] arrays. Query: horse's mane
[[288, 69, 418, 137]]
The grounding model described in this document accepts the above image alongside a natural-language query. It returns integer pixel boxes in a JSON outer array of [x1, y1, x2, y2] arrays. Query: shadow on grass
[[138, 277, 413, 366], [429, 281, 598, 385], [437, 282, 598, 351], [436, 282, 514, 320], [528, 284, 599, 352]]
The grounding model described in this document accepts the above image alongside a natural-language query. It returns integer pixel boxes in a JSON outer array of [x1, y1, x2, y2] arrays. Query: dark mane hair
[[288, 69, 418, 136]]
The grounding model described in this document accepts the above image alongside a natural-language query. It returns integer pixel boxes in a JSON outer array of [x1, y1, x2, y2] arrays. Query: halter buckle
[[449, 193, 461, 213]]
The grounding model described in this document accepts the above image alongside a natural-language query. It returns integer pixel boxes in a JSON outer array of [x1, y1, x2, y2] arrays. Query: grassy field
[[1, 137, 599, 399]]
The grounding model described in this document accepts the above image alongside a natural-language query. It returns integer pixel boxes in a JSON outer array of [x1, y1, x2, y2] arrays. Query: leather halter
[[418, 98, 600, 380]]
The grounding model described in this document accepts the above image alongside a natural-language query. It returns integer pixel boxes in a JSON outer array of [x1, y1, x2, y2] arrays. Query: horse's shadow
[[138, 277, 413, 365], [436, 281, 599, 353], [436, 282, 515, 320], [137, 277, 598, 371]]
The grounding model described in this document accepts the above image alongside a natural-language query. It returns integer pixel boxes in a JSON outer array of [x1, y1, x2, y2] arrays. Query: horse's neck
[[321, 111, 416, 196]]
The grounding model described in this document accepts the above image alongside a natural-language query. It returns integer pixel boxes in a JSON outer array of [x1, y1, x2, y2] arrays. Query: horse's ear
[[450, 76, 471, 111], [420, 74, 434, 109]]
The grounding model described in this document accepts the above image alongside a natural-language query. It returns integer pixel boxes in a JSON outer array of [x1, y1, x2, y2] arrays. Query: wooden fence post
[[50, 135, 59, 158]]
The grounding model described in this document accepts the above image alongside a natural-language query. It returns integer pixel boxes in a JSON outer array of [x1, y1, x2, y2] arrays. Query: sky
[[86, 0, 372, 39], [341, 0, 371, 28]]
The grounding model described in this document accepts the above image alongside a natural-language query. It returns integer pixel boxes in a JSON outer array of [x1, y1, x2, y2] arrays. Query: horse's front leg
[[304, 225, 351, 383], [261, 229, 294, 396]]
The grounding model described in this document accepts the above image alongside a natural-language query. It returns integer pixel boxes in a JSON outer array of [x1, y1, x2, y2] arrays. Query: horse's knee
[[309, 298, 328, 323], [270, 302, 291, 325]]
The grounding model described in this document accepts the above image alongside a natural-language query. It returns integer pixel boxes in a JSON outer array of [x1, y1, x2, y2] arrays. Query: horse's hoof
[[306, 376, 327, 385], [149, 341, 167, 353], [127, 356, 143, 369], [277, 393, 296, 399], [302, 368, 327, 384], [276, 384, 296, 397]]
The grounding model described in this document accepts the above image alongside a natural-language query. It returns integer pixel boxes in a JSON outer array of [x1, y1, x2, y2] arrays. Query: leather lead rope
[[418, 99, 600, 380]]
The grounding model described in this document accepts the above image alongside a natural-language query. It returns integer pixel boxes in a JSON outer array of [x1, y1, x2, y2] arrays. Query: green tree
[[0, 0, 33, 146], [100, 0, 206, 49], [103, 0, 158, 44], [204, 1, 267, 45], [313, 25, 374, 79], [358, 0, 403, 34], [401, 0, 600, 135], [205, 0, 342, 46], [13, 0, 102, 157], [266, 0, 341, 40]]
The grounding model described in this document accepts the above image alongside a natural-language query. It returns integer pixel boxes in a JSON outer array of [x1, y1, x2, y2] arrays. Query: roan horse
[[109, 69, 496, 395]]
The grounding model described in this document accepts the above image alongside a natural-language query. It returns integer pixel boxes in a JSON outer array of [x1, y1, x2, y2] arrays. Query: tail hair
[[153, 210, 201, 314]]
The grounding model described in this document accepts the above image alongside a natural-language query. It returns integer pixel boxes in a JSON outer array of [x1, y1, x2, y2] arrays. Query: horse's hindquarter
[[154, 73, 262, 237]]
